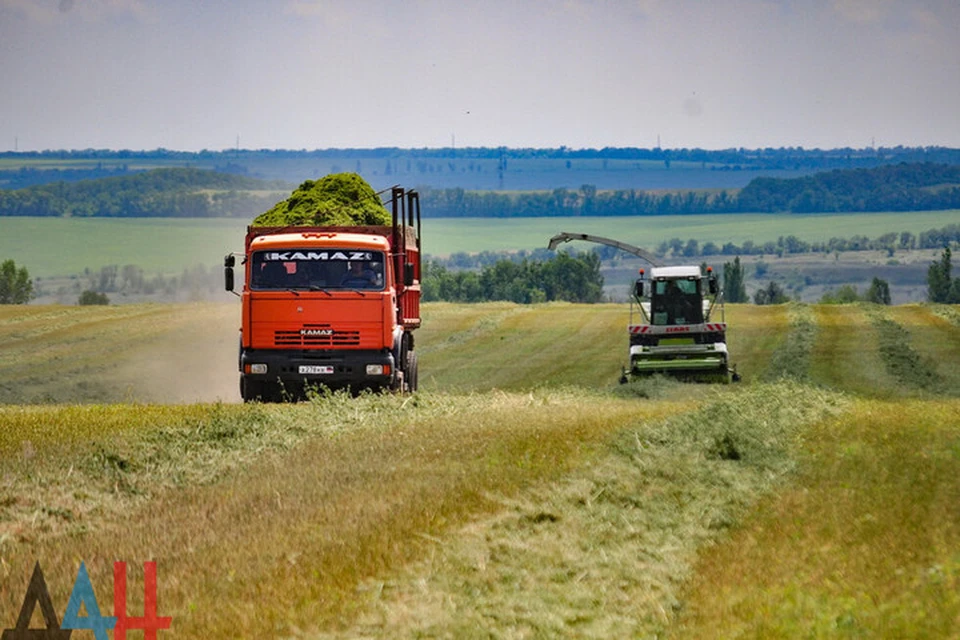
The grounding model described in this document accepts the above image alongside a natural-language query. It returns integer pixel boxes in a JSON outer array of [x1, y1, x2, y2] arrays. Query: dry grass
[[0, 303, 239, 404], [418, 302, 628, 391], [865, 305, 946, 394], [1, 302, 959, 637], [886, 305, 960, 393], [308, 382, 846, 639], [0, 389, 685, 637], [809, 304, 893, 395], [723, 304, 788, 382], [674, 398, 960, 638]]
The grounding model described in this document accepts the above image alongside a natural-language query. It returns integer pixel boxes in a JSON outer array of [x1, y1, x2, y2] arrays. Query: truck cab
[[226, 188, 421, 401]]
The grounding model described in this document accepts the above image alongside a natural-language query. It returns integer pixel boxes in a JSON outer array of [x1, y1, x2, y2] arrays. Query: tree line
[[418, 163, 960, 217], [655, 224, 960, 259], [0, 168, 287, 217], [2, 162, 960, 218], [424, 225, 960, 275], [6, 144, 960, 170], [423, 252, 604, 304]]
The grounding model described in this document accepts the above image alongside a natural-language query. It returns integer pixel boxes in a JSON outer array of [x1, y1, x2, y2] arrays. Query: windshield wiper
[[308, 285, 333, 296]]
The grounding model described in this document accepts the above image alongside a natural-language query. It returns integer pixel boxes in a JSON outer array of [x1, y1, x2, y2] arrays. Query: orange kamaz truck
[[224, 187, 421, 401]]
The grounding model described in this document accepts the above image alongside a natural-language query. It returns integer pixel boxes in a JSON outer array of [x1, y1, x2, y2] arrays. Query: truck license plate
[[299, 365, 334, 375]]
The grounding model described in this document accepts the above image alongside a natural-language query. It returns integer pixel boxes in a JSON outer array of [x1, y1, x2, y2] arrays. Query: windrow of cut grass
[[865, 304, 947, 394], [674, 397, 960, 638], [886, 304, 960, 394], [316, 382, 847, 639], [809, 303, 894, 396], [0, 388, 688, 637], [760, 302, 817, 383]]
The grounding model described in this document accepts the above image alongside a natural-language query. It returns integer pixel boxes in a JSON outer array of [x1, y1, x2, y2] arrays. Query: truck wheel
[[406, 351, 419, 392]]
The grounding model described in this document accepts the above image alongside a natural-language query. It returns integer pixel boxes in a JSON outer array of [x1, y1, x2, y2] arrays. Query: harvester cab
[[630, 265, 737, 382], [546, 231, 738, 384]]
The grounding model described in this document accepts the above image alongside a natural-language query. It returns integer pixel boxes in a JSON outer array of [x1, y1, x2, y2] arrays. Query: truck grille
[[274, 325, 361, 347]]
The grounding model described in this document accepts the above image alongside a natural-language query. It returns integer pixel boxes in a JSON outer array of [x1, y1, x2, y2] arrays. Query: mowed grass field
[[0, 301, 958, 637], [4, 210, 960, 277]]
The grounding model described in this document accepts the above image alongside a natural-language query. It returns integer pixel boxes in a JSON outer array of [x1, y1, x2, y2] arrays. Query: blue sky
[[1, 0, 958, 151]]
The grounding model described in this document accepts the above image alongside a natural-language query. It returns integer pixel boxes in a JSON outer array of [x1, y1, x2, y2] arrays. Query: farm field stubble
[[0, 301, 958, 636]]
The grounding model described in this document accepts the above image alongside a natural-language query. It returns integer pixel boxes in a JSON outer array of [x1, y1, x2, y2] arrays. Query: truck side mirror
[[404, 263, 415, 286], [634, 280, 644, 298], [224, 254, 236, 292], [708, 275, 718, 295]]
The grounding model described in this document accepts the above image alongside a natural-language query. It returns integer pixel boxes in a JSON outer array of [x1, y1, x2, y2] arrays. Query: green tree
[[864, 277, 892, 305], [0, 259, 34, 304], [927, 247, 954, 303], [78, 290, 110, 305], [820, 284, 861, 304], [722, 256, 748, 303], [753, 281, 789, 305]]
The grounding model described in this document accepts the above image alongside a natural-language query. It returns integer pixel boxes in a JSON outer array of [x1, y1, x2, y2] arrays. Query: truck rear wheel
[[406, 351, 419, 392]]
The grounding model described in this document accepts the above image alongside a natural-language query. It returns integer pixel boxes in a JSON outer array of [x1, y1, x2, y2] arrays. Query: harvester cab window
[[652, 278, 703, 326], [251, 250, 386, 291]]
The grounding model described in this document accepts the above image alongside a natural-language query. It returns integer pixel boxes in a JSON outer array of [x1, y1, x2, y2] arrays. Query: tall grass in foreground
[[675, 398, 960, 638], [0, 389, 683, 637], [314, 382, 846, 639]]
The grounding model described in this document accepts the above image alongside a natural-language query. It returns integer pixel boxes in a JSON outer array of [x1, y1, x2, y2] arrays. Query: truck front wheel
[[241, 377, 268, 403]]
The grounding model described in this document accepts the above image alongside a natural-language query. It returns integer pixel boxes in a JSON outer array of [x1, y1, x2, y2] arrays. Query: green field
[[0, 301, 958, 636], [2, 210, 960, 278]]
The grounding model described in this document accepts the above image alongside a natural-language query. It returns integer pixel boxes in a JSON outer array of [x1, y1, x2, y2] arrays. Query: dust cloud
[[110, 304, 242, 404]]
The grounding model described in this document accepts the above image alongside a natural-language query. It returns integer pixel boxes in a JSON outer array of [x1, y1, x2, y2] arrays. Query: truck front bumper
[[240, 348, 396, 388]]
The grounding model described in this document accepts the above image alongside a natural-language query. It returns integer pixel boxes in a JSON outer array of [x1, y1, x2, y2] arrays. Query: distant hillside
[[420, 163, 960, 217], [739, 162, 960, 213], [0, 168, 290, 218], [3, 145, 960, 192], [2, 162, 959, 219]]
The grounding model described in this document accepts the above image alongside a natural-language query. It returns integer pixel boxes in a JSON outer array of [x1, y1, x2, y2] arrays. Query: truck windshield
[[251, 249, 385, 291]]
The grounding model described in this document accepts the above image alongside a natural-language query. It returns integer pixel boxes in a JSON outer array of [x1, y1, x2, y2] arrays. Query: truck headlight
[[246, 363, 268, 374], [366, 364, 385, 375]]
